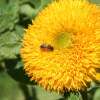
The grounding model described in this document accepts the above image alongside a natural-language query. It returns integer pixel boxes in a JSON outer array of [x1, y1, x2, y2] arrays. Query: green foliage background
[[0, 0, 100, 100]]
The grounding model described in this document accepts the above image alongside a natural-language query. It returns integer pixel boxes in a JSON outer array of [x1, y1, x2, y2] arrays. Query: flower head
[[21, 0, 100, 92]]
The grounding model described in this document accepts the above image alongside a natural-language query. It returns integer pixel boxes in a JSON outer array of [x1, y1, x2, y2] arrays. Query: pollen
[[21, 0, 100, 93]]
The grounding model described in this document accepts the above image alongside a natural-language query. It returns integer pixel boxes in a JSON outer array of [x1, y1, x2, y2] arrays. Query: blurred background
[[0, 0, 100, 100]]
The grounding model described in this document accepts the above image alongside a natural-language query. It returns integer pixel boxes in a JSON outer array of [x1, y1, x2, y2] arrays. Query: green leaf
[[19, 0, 53, 19], [28, 0, 41, 9], [41, 0, 53, 8], [90, 0, 100, 4], [9, 0, 28, 4], [34, 86, 63, 100], [5, 59, 35, 85], [93, 88, 100, 100], [0, 71, 25, 100], [15, 25, 24, 38], [0, 30, 22, 60], [68, 93, 80, 100], [20, 4, 39, 18], [0, 2, 19, 33], [0, 0, 7, 6]]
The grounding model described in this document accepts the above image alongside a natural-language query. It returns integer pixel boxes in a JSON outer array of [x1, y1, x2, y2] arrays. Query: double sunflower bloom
[[21, 0, 100, 93]]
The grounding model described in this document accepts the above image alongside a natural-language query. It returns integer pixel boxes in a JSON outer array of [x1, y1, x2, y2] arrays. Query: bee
[[40, 44, 54, 52]]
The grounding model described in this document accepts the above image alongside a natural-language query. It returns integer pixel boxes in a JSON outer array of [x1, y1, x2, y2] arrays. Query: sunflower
[[21, 0, 100, 93]]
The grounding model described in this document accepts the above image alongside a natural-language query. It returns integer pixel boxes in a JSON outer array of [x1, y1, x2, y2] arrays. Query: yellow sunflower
[[21, 0, 100, 93]]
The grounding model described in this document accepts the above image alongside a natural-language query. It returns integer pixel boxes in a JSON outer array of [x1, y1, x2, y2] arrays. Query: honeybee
[[40, 44, 54, 52]]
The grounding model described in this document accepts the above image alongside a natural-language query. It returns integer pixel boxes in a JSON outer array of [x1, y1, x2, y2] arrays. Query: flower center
[[55, 32, 72, 48]]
